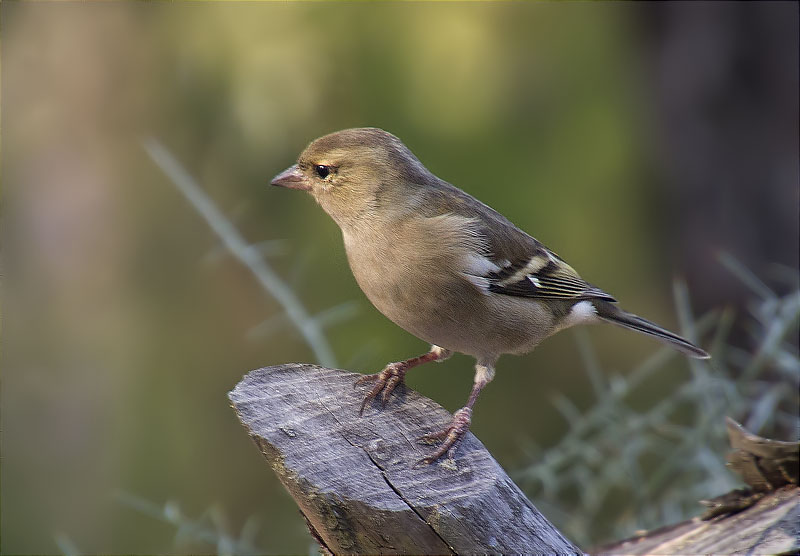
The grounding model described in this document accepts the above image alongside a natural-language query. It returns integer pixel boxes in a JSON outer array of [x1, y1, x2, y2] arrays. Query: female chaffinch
[[272, 127, 709, 464]]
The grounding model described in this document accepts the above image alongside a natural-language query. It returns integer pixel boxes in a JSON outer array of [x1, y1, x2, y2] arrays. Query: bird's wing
[[418, 178, 616, 302], [482, 249, 616, 302], [428, 183, 616, 301]]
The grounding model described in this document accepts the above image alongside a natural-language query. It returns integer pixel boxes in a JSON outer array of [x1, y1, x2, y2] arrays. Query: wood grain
[[597, 486, 799, 555], [229, 364, 581, 555]]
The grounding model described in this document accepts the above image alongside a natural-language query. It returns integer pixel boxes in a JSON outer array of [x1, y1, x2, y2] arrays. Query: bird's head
[[271, 128, 433, 230]]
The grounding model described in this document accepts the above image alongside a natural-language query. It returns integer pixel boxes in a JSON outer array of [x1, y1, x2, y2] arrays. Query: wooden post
[[228, 364, 582, 555], [229, 365, 799, 555]]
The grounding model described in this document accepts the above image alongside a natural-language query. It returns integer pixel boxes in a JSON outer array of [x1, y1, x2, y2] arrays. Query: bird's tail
[[592, 301, 710, 359]]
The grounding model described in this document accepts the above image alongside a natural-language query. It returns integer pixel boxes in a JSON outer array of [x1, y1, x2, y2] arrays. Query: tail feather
[[592, 302, 710, 359]]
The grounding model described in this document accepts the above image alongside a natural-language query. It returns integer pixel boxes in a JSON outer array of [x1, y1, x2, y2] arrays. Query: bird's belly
[[344, 234, 553, 359]]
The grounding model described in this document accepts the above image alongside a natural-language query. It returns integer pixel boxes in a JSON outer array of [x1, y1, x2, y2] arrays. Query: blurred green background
[[3, 2, 798, 554]]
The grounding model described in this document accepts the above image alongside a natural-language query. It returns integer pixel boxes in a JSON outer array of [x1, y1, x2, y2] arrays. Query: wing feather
[[412, 178, 616, 303], [485, 252, 616, 302]]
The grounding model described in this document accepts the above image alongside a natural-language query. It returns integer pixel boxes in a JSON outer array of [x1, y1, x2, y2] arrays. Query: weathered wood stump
[[229, 364, 799, 555], [228, 364, 582, 555]]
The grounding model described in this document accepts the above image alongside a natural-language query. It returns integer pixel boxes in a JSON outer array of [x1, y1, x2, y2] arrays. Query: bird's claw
[[415, 407, 472, 465], [354, 362, 406, 415]]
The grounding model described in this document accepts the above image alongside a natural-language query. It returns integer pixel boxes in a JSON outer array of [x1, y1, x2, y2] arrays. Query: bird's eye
[[315, 165, 331, 179]]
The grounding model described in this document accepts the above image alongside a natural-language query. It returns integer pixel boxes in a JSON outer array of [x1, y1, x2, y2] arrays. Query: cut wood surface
[[228, 364, 581, 555], [229, 364, 798, 555]]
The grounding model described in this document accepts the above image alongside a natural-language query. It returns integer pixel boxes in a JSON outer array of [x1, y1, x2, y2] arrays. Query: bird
[[271, 127, 709, 465]]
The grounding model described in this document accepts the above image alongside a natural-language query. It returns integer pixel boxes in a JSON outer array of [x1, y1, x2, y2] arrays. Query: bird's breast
[[342, 222, 463, 331], [343, 225, 451, 322]]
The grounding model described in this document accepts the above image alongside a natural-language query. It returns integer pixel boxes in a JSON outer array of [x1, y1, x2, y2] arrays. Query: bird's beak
[[270, 164, 311, 191]]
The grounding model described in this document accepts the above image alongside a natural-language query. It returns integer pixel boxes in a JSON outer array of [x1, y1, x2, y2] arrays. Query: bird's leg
[[417, 363, 495, 465], [355, 345, 452, 415]]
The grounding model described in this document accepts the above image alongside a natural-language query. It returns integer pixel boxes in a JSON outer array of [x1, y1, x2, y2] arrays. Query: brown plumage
[[272, 127, 709, 464]]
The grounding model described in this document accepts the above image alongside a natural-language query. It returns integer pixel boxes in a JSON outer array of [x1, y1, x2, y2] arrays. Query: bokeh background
[[3, 2, 798, 554]]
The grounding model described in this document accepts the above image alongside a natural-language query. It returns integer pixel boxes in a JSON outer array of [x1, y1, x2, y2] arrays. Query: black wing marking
[[486, 253, 617, 302]]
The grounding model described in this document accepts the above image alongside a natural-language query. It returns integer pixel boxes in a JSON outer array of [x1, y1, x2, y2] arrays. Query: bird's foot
[[354, 361, 408, 415], [416, 407, 472, 465]]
